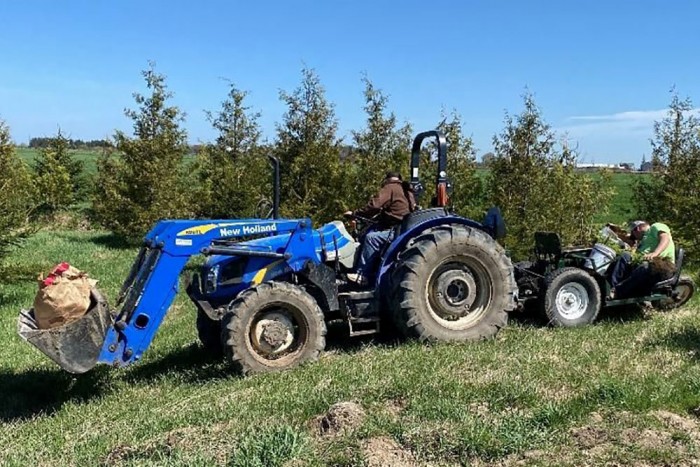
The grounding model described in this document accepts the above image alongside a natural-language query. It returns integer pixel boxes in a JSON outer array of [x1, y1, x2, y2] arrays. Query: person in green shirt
[[610, 221, 676, 298], [633, 221, 675, 263]]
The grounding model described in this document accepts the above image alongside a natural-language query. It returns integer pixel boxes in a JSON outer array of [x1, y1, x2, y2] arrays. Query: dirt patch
[[362, 436, 417, 467], [620, 428, 673, 449], [316, 401, 366, 436], [570, 425, 609, 449], [104, 444, 137, 465], [383, 398, 408, 419], [651, 410, 699, 435]]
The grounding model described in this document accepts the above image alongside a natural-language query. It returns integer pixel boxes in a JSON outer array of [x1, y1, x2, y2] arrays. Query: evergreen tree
[[33, 130, 84, 213], [350, 77, 412, 207], [489, 93, 612, 259], [275, 67, 343, 223], [192, 84, 269, 219], [93, 64, 191, 240], [634, 92, 700, 257], [0, 120, 35, 261], [435, 110, 483, 219]]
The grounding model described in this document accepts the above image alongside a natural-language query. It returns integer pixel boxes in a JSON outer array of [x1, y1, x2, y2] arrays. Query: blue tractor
[[19, 131, 517, 375]]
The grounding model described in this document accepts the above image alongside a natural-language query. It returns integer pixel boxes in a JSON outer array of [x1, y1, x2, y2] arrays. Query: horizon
[[1, 1, 699, 164]]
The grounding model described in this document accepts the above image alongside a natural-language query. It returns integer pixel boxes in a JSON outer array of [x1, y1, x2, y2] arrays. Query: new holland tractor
[[19, 130, 517, 375]]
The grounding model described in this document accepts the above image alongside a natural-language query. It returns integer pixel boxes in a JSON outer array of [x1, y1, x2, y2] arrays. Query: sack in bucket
[[33, 262, 98, 329]]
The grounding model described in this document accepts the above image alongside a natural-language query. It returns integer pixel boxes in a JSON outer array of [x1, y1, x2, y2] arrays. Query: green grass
[[16, 147, 103, 175], [2, 231, 700, 465]]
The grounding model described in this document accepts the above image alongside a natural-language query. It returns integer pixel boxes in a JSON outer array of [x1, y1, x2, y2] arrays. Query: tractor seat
[[653, 248, 685, 290]]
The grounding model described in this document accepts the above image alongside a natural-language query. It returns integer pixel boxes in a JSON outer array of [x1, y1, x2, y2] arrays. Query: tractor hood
[[204, 220, 354, 268]]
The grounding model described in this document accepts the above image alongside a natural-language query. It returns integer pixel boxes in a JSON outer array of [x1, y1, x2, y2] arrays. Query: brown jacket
[[355, 180, 416, 229]]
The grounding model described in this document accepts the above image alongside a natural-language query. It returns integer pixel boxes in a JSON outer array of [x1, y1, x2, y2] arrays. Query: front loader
[[20, 130, 517, 376]]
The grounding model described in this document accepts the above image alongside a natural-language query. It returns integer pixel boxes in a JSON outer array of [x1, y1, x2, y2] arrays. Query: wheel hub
[[253, 312, 295, 355], [433, 269, 477, 318], [555, 283, 589, 319]]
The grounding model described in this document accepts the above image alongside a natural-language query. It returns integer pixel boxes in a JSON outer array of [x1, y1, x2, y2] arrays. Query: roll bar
[[410, 130, 449, 207]]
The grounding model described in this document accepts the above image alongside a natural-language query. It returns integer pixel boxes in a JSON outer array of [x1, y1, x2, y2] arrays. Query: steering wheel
[[344, 213, 378, 240], [254, 197, 274, 219]]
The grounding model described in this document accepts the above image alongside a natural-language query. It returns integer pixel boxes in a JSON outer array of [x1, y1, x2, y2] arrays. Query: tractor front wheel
[[543, 267, 601, 327], [391, 225, 516, 342], [221, 282, 326, 376]]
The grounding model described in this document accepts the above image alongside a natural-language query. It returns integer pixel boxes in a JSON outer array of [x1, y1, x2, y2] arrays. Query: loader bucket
[[18, 289, 114, 374]]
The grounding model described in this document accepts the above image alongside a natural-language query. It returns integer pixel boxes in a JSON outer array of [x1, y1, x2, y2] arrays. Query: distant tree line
[[1, 63, 698, 266], [28, 137, 111, 149]]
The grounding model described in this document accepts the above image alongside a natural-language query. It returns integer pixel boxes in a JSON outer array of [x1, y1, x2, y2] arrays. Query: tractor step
[[339, 290, 380, 337], [348, 316, 380, 337]]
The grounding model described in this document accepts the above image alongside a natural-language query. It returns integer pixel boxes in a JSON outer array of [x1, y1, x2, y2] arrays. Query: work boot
[[346, 273, 368, 286]]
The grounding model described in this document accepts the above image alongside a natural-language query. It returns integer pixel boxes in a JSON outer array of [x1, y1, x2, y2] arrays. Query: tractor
[[19, 130, 517, 375], [515, 231, 696, 327]]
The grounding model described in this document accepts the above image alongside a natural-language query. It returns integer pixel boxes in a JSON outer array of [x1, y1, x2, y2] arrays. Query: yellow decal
[[252, 268, 267, 285], [176, 222, 238, 237]]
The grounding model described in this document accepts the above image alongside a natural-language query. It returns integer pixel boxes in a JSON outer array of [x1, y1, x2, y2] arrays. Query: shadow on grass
[[123, 322, 397, 384], [121, 343, 232, 384], [0, 366, 112, 422], [90, 233, 135, 250], [652, 325, 700, 361], [597, 303, 650, 324]]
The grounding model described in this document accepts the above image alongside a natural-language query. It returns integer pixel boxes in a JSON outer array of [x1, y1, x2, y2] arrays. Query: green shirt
[[638, 222, 675, 263]]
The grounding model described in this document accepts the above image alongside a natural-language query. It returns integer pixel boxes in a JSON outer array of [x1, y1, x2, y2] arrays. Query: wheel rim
[[555, 282, 589, 319], [425, 257, 493, 330], [246, 304, 308, 366]]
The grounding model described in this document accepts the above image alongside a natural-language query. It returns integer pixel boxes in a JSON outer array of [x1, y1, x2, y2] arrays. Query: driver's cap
[[628, 220, 646, 231]]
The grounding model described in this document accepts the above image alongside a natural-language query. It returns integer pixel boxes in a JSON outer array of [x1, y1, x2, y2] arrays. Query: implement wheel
[[543, 267, 601, 327], [221, 282, 326, 375], [391, 225, 516, 342], [657, 276, 696, 310]]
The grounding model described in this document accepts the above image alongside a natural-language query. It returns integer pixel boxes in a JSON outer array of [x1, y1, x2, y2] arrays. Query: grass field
[[1, 230, 700, 466], [16, 147, 103, 175], [0, 154, 677, 465]]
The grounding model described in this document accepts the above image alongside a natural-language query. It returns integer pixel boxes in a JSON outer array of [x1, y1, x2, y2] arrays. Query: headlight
[[205, 265, 219, 293]]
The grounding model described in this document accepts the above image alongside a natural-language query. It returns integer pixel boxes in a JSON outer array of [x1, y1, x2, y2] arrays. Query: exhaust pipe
[[18, 289, 114, 374]]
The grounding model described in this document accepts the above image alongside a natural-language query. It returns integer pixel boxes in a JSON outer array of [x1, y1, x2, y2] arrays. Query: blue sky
[[1, 0, 698, 163]]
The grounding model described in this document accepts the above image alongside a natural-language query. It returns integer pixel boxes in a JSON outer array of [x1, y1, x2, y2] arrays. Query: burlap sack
[[33, 263, 98, 329]]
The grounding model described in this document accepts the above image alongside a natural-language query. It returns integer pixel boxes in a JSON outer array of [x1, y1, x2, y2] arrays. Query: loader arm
[[20, 218, 318, 373]]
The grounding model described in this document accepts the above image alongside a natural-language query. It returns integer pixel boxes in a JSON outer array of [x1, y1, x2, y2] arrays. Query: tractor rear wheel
[[390, 225, 516, 342], [221, 282, 326, 376], [196, 309, 223, 355], [543, 267, 601, 327]]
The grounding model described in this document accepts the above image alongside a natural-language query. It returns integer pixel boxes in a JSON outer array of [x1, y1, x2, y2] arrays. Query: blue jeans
[[611, 252, 633, 288], [611, 252, 654, 298], [356, 229, 393, 280]]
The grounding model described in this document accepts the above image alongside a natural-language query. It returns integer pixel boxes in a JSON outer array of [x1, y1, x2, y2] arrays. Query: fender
[[375, 215, 486, 290]]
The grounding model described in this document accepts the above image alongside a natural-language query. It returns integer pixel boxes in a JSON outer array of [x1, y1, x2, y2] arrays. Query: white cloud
[[552, 108, 700, 163], [559, 108, 700, 137]]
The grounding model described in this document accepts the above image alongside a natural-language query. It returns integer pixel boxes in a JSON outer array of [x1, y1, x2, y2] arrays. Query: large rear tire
[[221, 282, 326, 376], [543, 267, 601, 327], [390, 225, 516, 342]]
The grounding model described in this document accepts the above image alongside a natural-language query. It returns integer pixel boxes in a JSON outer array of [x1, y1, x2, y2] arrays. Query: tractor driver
[[610, 220, 675, 298], [344, 171, 416, 286]]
